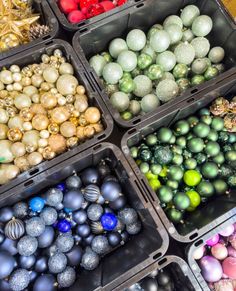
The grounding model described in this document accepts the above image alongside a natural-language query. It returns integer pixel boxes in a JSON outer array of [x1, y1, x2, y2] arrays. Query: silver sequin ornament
[[66, 175, 82, 189], [13, 202, 28, 218], [26, 217, 45, 237], [48, 252, 67, 274], [45, 188, 63, 207], [87, 204, 103, 221], [118, 208, 138, 225], [4, 218, 25, 240], [91, 235, 109, 255], [56, 233, 74, 253], [81, 248, 100, 270], [9, 269, 30, 291], [17, 235, 38, 256], [57, 266, 76, 288], [40, 207, 57, 225]]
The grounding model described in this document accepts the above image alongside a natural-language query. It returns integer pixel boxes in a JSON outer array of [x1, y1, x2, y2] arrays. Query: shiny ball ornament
[[76, 224, 90, 238], [33, 274, 56, 291], [208, 47, 225, 64], [37, 226, 55, 248], [7, 128, 22, 142], [42, 67, 59, 83], [126, 221, 141, 235], [183, 170, 201, 186], [17, 235, 38, 256], [101, 181, 121, 202], [84, 107, 101, 124], [60, 121, 76, 138], [87, 204, 103, 221], [19, 255, 36, 270], [26, 217, 45, 237], [109, 195, 127, 210], [173, 192, 190, 210], [57, 219, 72, 233], [66, 175, 82, 189], [117, 50, 137, 72], [29, 197, 45, 212], [46, 188, 63, 207], [40, 207, 57, 225], [51, 106, 70, 124], [0, 238, 18, 256], [56, 233, 74, 253], [118, 208, 138, 225], [48, 134, 66, 154], [56, 74, 78, 95], [32, 114, 49, 131], [150, 30, 170, 53], [91, 235, 109, 254], [219, 224, 235, 237], [56, 183, 66, 192], [174, 43, 195, 65], [200, 256, 223, 282], [126, 29, 146, 51], [72, 210, 87, 224], [140, 277, 159, 291], [211, 243, 228, 260], [57, 266, 76, 288], [0, 251, 16, 279], [4, 218, 25, 240], [63, 190, 84, 211], [100, 213, 118, 231], [66, 245, 82, 267], [107, 232, 122, 247], [81, 167, 100, 185], [156, 79, 179, 102], [102, 63, 123, 85], [0, 109, 9, 124], [9, 269, 30, 291], [193, 245, 205, 260], [84, 184, 100, 202], [34, 256, 48, 273], [81, 248, 99, 270], [48, 252, 67, 274], [201, 162, 218, 179], [40, 93, 57, 110], [0, 207, 13, 223], [206, 234, 220, 246], [180, 5, 200, 26], [222, 257, 236, 279], [141, 94, 160, 113], [192, 15, 213, 37]]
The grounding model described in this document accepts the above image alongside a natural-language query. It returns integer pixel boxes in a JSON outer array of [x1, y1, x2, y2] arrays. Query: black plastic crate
[[0, 142, 169, 291], [121, 70, 236, 243], [113, 255, 201, 291], [0, 39, 113, 197], [187, 215, 236, 291], [0, 0, 59, 61], [47, 0, 141, 32], [72, 0, 236, 128]]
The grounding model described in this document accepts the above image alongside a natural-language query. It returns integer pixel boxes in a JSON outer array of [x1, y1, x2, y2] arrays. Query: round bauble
[[81, 167, 100, 185], [66, 175, 82, 189], [40, 207, 57, 226], [199, 256, 223, 282], [26, 217, 45, 237], [4, 218, 25, 240], [63, 190, 84, 211], [57, 266, 76, 288], [34, 256, 48, 273], [72, 210, 87, 224], [37, 226, 55, 248], [9, 269, 30, 291], [0, 251, 15, 279], [126, 29, 146, 51], [81, 249, 100, 270], [19, 255, 35, 270], [33, 274, 56, 291], [45, 188, 63, 207], [66, 245, 83, 267], [48, 252, 67, 274], [17, 235, 38, 256]]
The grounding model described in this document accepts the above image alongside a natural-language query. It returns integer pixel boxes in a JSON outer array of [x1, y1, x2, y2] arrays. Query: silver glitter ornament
[[4, 218, 25, 240], [26, 217, 45, 237], [91, 235, 109, 255], [55, 233, 74, 253], [126, 221, 141, 235], [81, 248, 100, 270], [83, 185, 100, 202], [17, 235, 38, 256], [40, 207, 57, 225], [66, 175, 82, 189], [13, 202, 28, 219], [87, 204, 103, 221], [57, 266, 76, 288], [91, 221, 104, 234], [9, 269, 30, 291], [45, 188, 63, 207], [48, 252, 67, 274], [118, 208, 138, 225]]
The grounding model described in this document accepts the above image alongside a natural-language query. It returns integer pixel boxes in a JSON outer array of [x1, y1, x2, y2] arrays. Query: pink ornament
[[228, 246, 236, 258], [68, 10, 86, 23], [200, 256, 223, 283], [219, 224, 235, 237], [211, 243, 228, 260], [222, 257, 236, 279], [206, 234, 220, 246]]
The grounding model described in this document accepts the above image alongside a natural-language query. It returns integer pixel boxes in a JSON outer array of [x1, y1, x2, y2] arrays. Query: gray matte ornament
[[66, 245, 82, 267], [26, 217, 45, 237], [13, 202, 28, 219], [48, 253, 67, 274], [45, 188, 63, 207], [57, 266, 76, 288], [56, 233, 74, 253], [87, 204, 103, 221], [9, 269, 30, 291], [91, 235, 109, 255], [40, 207, 57, 225], [0, 238, 18, 255], [17, 235, 38, 256], [118, 208, 138, 225]]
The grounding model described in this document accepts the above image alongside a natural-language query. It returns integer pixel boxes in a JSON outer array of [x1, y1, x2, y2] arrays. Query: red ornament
[[117, 0, 127, 6], [68, 10, 86, 23], [100, 1, 115, 12], [59, 0, 78, 14], [79, 0, 98, 10], [86, 3, 105, 18]]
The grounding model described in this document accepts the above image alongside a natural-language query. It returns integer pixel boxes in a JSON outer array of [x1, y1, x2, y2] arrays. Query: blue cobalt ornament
[[29, 197, 45, 212], [56, 183, 66, 192], [64, 208, 72, 214], [100, 213, 118, 231], [57, 219, 71, 233]]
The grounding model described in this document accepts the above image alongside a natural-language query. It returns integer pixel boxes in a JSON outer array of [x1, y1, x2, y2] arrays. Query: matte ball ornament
[[204, 141, 220, 157], [19, 255, 35, 270], [91, 235, 109, 254], [13, 202, 28, 219], [65, 175, 82, 189], [87, 204, 103, 221], [33, 274, 56, 291], [4, 218, 25, 240], [37, 226, 55, 248], [63, 190, 84, 211], [48, 252, 67, 274], [17, 235, 38, 256], [45, 188, 63, 207], [76, 224, 91, 238], [187, 137, 204, 153], [9, 269, 30, 291], [167, 165, 183, 181], [140, 277, 159, 291], [34, 256, 48, 273], [126, 221, 142, 235], [101, 213, 118, 231], [173, 193, 190, 210], [66, 245, 82, 267], [0, 207, 13, 223], [81, 167, 100, 185], [183, 170, 201, 186], [56, 233, 74, 253], [192, 15, 213, 37], [118, 208, 138, 225], [0, 250, 16, 279], [83, 185, 100, 202], [26, 217, 45, 237], [157, 127, 172, 143], [167, 208, 183, 223], [29, 197, 45, 212], [57, 219, 72, 233], [81, 248, 100, 270], [158, 186, 173, 203], [101, 181, 121, 202], [200, 256, 223, 282], [109, 195, 127, 210], [107, 232, 122, 247], [206, 234, 220, 246], [72, 210, 87, 224], [0, 238, 18, 255], [57, 266, 76, 288], [213, 179, 228, 195], [0, 279, 11, 291], [201, 162, 219, 179]]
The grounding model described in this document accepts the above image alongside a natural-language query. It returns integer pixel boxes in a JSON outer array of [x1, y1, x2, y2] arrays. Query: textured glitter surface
[[17, 235, 38, 256]]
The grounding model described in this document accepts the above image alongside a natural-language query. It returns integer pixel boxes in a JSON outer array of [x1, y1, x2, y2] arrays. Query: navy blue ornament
[[0, 207, 13, 223], [56, 183, 66, 192], [19, 255, 36, 270], [101, 181, 121, 202], [81, 168, 100, 185], [107, 232, 122, 247], [0, 238, 18, 255], [29, 197, 45, 212], [63, 190, 84, 211], [0, 251, 16, 279], [33, 274, 56, 291], [100, 213, 118, 231], [76, 224, 90, 238], [65, 175, 82, 189], [72, 210, 87, 224], [66, 245, 82, 267], [34, 257, 48, 273], [109, 195, 127, 210], [57, 219, 71, 233], [38, 226, 55, 248], [83, 185, 100, 202]]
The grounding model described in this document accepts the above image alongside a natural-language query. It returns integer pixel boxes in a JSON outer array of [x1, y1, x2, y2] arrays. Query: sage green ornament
[[201, 162, 219, 179], [156, 79, 179, 103], [122, 72, 132, 79], [157, 127, 173, 143], [187, 137, 204, 153], [213, 153, 225, 165], [174, 43, 195, 65], [177, 78, 191, 92], [119, 78, 136, 93], [161, 72, 175, 81], [102, 62, 123, 84], [204, 66, 219, 81], [110, 91, 129, 112], [154, 146, 173, 165], [204, 141, 220, 157], [133, 75, 152, 97], [211, 117, 224, 131], [89, 55, 107, 77], [137, 54, 152, 70], [146, 64, 164, 80], [192, 15, 213, 37], [182, 29, 195, 42], [225, 150, 236, 162], [174, 120, 190, 136], [173, 192, 190, 210], [176, 136, 187, 148], [166, 180, 179, 190], [150, 30, 170, 53], [128, 100, 141, 116], [196, 181, 214, 197], [191, 37, 210, 58], [191, 75, 205, 86], [202, 57, 212, 67], [158, 186, 173, 203], [126, 29, 147, 51], [141, 94, 160, 113], [117, 50, 137, 72], [163, 15, 183, 29], [109, 38, 128, 59], [147, 24, 163, 40], [213, 179, 228, 195], [193, 122, 210, 138], [165, 24, 183, 45], [173, 64, 189, 79], [146, 134, 158, 146], [150, 164, 162, 175], [208, 47, 225, 64], [101, 52, 112, 63], [167, 208, 183, 223], [140, 162, 150, 174], [201, 115, 212, 125], [187, 116, 199, 127], [180, 5, 200, 27], [156, 51, 176, 72], [172, 154, 183, 165], [169, 135, 176, 144], [191, 58, 208, 74], [184, 158, 197, 169], [121, 111, 133, 121], [130, 147, 138, 159], [167, 165, 183, 181]]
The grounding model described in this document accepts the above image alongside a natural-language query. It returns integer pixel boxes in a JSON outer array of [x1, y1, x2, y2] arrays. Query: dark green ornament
[[223, 145, 232, 152], [158, 186, 173, 203], [187, 116, 199, 127], [166, 180, 179, 190], [218, 131, 229, 143], [176, 136, 187, 148], [130, 147, 138, 159], [167, 208, 183, 223], [201, 115, 212, 125], [201, 162, 219, 179], [173, 120, 190, 136], [138, 147, 152, 162], [204, 141, 220, 157], [193, 122, 210, 138], [195, 153, 207, 164], [228, 175, 236, 188], [173, 192, 190, 210], [191, 75, 205, 86], [196, 181, 214, 197], [167, 165, 184, 181], [184, 158, 197, 169], [207, 130, 218, 142], [211, 117, 224, 131], [173, 64, 188, 79], [212, 153, 225, 165], [187, 137, 205, 153], [213, 179, 228, 195], [225, 150, 236, 162], [219, 165, 233, 178], [157, 127, 173, 143], [146, 134, 158, 146], [204, 66, 219, 81], [154, 146, 173, 165]]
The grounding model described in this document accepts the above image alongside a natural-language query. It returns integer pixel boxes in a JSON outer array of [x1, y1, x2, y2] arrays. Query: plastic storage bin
[[0, 142, 169, 291], [0, 39, 113, 197], [187, 215, 236, 290], [114, 255, 201, 291], [0, 0, 59, 61], [47, 0, 141, 32], [121, 70, 236, 243], [73, 0, 236, 128]]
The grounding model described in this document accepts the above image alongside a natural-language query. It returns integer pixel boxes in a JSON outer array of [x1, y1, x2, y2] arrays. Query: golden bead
[[48, 134, 67, 154], [60, 121, 76, 138], [19, 108, 33, 122], [30, 104, 47, 115], [74, 95, 88, 113], [84, 107, 101, 124], [14, 156, 30, 172], [66, 95, 75, 104], [84, 125, 95, 138], [50, 107, 70, 124], [0, 34, 20, 50], [76, 126, 85, 140], [40, 92, 57, 109], [32, 114, 49, 131], [0, 90, 8, 98], [7, 128, 22, 142], [21, 77, 31, 86], [38, 147, 44, 154], [27, 152, 43, 166], [72, 110, 80, 118], [69, 117, 79, 127], [4, 97, 14, 107], [26, 144, 37, 153], [48, 123, 59, 134], [42, 146, 56, 160], [76, 85, 86, 95], [78, 114, 88, 127], [66, 137, 78, 148]]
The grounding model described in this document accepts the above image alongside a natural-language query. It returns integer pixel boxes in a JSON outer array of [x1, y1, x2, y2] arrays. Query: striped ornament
[[5, 218, 25, 240], [91, 222, 104, 234], [83, 185, 100, 202]]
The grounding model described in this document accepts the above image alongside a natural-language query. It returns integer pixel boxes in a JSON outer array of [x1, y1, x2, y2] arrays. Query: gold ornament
[[84, 107, 101, 124], [12, 0, 31, 9], [84, 125, 95, 138], [42, 146, 56, 160], [48, 122, 59, 135], [66, 137, 78, 148], [78, 114, 88, 127], [7, 127, 22, 141], [0, 33, 19, 50], [48, 134, 66, 154], [69, 117, 79, 127], [19, 108, 33, 121]]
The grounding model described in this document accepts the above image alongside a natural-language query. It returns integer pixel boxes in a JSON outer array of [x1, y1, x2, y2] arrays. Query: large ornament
[[57, 266, 76, 288], [63, 190, 84, 211], [17, 235, 38, 256], [26, 217, 45, 237], [55, 233, 74, 253], [9, 268, 30, 291], [101, 181, 121, 202], [91, 235, 109, 255], [81, 248, 100, 270], [37, 226, 55, 248], [33, 274, 56, 291], [83, 184, 100, 202], [118, 208, 138, 225], [45, 188, 63, 207], [0, 250, 16, 279], [199, 256, 223, 282], [40, 207, 57, 226], [4, 218, 25, 240], [48, 252, 67, 274], [87, 204, 103, 221]]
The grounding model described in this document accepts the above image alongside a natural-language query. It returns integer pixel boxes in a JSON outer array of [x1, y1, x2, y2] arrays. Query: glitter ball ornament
[[87, 204, 103, 221], [17, 235, 38, 256], [9, 269, 30, 291], [126, 221, 142, 235], [26, 217, 45, 237], [4, 218, 25, 240], [81, 248, 100, 270], [40, 207, 57, 226], [48, 252, 67, 274], [100, 213, 118, 231], [57, 266, 76, 288], [91, 235, 109, 255], [66, 175, 82, 189], [118, 208, 138, 225], [46, 188, 63, 207], [56, 233, 74, 253], [57, 219, 72, 233], [29, 197, 45, 212]]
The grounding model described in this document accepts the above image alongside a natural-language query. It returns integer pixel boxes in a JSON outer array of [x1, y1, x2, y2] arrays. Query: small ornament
[[118, 208, 138, 225], [76, 224, 90, 238], [57, 219, 72, 233], [100, 213, 118, 231], [7, 128, 22, 142], [91, 221, 104, 234], [4, 218, 25, 240], [57, 266, 76, 288], [56, 233, 74, 253], [83, 184, 100, 202], [19, 254, 36, 270], [33, 274, 56, 291], [65, 175, 82, 189], [9, 268, 30, 291], [48, 252, 67, 274], [72, 209, 87, 224], [17, 235, 38, 256], [87, 204, 103, 221], [66, 245, 83, 267], [126, 221, 142, 235], [29, 23, 50, 40], [26, 217, 45, 237], [29, 197, 45, 212]]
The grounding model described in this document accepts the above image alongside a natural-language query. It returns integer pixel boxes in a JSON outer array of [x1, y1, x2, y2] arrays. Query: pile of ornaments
[[0, 160, 141, 290], [89, 4, 226, 121], [194, 222, 236, 290], [130, 97, 236, 224], [58, 0, 127, 24], [0, 49, 103, 185]]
